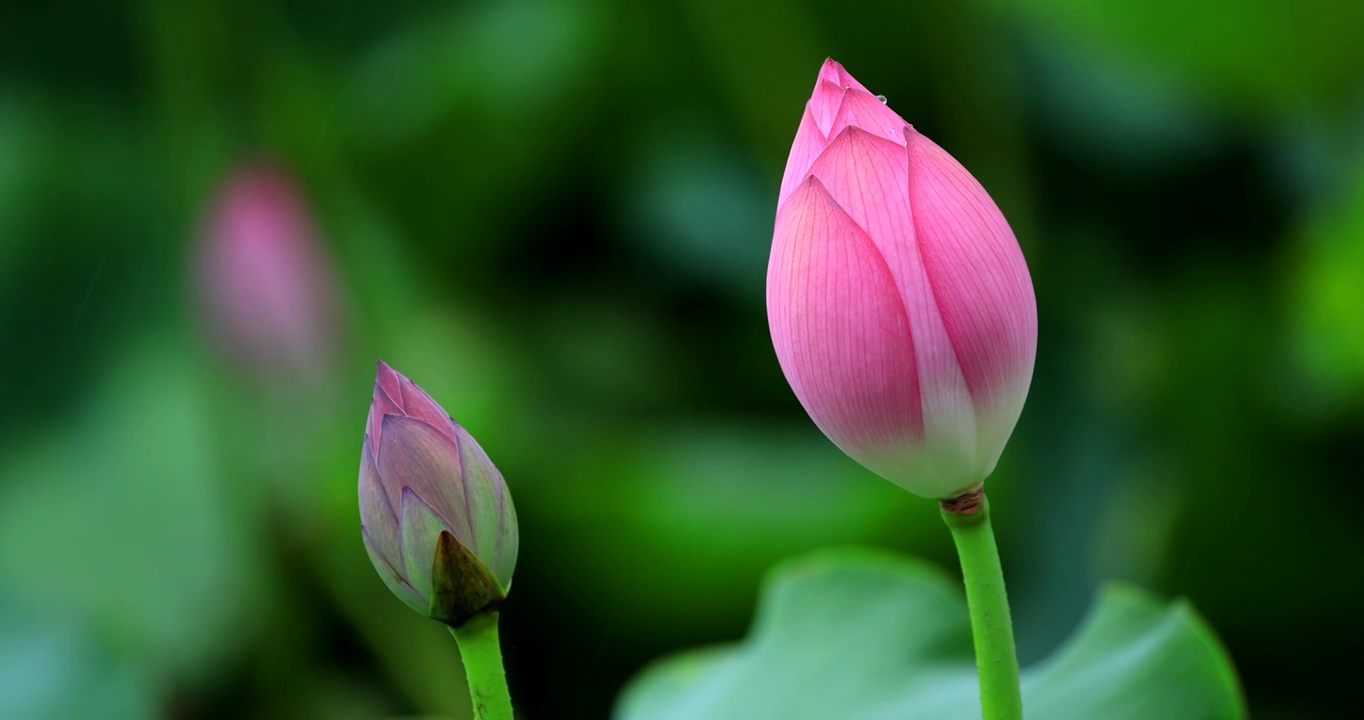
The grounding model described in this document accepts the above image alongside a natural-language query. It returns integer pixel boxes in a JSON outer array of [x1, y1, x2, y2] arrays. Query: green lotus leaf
[[616, 547, 1244, 720]]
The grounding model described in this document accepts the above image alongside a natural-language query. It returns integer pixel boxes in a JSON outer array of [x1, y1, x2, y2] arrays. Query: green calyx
[[429, 530, 507, 627], [398, 488, 508, 626]]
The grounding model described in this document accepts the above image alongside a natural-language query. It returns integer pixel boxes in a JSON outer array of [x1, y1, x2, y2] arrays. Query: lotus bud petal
[[767, 59, 1038, 500], [358, 361, 518, 625]]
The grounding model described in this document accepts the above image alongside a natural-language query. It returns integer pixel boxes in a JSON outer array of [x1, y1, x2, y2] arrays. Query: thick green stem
[[449, 612, 514, 720], [941, 491, 1023, 720]]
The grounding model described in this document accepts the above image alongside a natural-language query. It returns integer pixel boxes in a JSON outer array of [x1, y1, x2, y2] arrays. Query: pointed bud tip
[[375, 358, 400, 387], [372, 359, 406, 408], [816, 57, 865, 92]]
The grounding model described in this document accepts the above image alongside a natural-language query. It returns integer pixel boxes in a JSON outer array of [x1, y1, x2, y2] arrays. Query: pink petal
[[906, 127, 1037, 475], [766, 176, 925, 480], [808, 127, 984, 495], [827, 88, 909, 147], [805, 127, 915, 260], [808, 79, 847, 137], [778, 106, 829, 212]]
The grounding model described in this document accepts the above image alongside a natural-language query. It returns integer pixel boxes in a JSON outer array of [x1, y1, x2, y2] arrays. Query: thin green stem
[[941, 492, 1023, 720], [449, 612, 514, 720]]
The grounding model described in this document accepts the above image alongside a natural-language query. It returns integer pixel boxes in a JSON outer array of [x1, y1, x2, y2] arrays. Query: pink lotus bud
[[359, 361, 518, 626], [767, 59, 1037, 499], [196, 163, 338, 374]]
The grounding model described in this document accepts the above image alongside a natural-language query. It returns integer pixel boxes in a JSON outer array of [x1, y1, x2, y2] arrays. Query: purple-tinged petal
[[377, 416, 473, 543], [906, 127, 1037, 475], [358, 444, 401, 567], [369, 361, 458, 451], [778, 106, 830, 212], [398, 487, 455, 602], [363, 526, 427, 615], [375, 360, 405, 408], [395, 372, 460, 445], [454, 424, 519, 591], [368, 360, 406, 449], [767, 177, 932, 486]]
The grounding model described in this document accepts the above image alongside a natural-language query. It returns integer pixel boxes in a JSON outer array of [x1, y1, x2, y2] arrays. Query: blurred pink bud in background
[[195, 163, 339, 375], [767, 59, 1037, 500]]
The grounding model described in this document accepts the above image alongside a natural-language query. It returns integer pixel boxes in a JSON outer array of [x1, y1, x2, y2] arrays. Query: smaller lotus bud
[[358, 361, 518, 626], [195, 162, 339, 375]]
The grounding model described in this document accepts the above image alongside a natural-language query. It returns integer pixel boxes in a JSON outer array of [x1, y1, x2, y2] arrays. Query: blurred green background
[[2, 0, 1362, 718]]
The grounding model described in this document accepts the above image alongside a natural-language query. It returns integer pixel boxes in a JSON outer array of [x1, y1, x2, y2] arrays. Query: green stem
[[941, 492, 1023, 720], [449, 612, 514, 720]]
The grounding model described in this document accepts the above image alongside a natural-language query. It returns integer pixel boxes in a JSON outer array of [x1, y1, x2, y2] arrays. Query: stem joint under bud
[[939, 483, 984, 516]]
